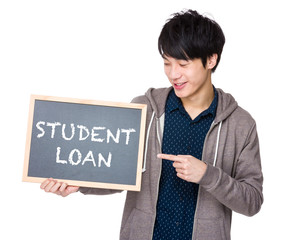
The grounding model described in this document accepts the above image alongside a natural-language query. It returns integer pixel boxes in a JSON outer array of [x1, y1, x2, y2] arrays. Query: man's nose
[[168, 64, 182, 80]]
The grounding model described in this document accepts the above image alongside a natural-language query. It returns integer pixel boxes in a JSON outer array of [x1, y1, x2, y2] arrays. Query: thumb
[[61, 185, 79, 197]]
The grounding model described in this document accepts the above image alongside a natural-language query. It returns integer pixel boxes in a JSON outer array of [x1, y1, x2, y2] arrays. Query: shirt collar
[[166, 86, 218, 120]]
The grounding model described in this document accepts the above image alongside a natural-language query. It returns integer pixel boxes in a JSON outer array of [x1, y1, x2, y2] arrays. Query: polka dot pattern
[[153, 89, 218, 240]]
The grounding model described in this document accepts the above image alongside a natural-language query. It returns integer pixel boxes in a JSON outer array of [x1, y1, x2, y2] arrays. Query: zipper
[[150, 115, 163, 240], [191, 121, 219, 240]]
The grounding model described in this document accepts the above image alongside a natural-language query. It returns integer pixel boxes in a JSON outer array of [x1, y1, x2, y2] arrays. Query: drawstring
[[213, 121, 222, 167], [142, 112, 155, 172]]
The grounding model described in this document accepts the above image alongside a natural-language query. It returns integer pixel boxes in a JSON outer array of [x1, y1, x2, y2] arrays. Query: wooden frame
[[23, 95, 147, 191]]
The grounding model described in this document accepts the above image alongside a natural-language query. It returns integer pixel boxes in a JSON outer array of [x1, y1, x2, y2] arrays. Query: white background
[[1, 0, 297, 239]]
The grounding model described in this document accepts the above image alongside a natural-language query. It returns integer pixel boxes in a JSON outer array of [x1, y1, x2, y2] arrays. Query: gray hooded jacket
[[80, 87, 264, 240]]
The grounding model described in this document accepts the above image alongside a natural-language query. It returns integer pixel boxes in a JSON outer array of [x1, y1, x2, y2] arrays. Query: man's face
[[163, 56, 212, 102]]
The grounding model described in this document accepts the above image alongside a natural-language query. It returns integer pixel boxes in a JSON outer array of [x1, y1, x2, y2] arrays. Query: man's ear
[[207, 54, 218, 70]]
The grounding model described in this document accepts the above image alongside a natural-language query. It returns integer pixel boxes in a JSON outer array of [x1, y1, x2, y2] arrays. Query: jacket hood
[[214, 88, 238, 123], [145, 87, 238, 121]]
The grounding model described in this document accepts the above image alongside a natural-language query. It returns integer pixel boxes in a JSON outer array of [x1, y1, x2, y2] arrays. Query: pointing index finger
[[157, 153, 180, 162]]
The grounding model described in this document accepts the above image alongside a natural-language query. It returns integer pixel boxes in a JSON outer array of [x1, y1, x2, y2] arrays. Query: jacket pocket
[[120, 208, 153, 240], [193, 218, 228, 240]]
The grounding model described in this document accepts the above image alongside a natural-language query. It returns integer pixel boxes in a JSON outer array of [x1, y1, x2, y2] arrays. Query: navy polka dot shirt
[[153, 88, 218, 240]]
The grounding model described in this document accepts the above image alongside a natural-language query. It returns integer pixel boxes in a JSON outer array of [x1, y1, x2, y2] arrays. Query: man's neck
[[181, 82, 214, 120]]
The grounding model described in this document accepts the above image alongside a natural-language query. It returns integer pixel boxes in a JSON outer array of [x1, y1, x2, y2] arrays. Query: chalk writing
[[36, 121, 136, 145], [36, 121, 136, 168], [56, 147, 112, 168]]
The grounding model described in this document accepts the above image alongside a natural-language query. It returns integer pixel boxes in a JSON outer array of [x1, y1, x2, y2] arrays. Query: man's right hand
[[40, 178, 79, 197]]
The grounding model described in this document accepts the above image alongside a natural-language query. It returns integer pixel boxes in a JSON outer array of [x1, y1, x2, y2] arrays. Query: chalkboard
[[23, 95, 147, 191]]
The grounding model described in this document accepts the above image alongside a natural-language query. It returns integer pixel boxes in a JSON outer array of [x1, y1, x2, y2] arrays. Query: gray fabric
[[80, 87, 264, 240]]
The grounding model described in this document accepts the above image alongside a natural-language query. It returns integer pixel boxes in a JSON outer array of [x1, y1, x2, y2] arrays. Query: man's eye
[[179, 63, 188, 67], [178, 61, 189, 67]]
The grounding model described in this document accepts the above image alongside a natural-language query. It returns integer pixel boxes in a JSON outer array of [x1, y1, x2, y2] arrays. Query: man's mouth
[[174, 82, 186, 89]]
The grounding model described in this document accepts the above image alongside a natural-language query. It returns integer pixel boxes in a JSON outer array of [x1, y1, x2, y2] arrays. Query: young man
[[41, 9, 263, 240]]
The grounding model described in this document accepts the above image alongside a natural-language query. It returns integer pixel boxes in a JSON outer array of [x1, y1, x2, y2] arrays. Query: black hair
[[158, 9, 225, 72]]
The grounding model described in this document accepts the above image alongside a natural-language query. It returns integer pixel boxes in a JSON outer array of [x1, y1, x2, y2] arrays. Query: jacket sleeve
[[79, 187, 122, 195], [199, 123, 264, 216]]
